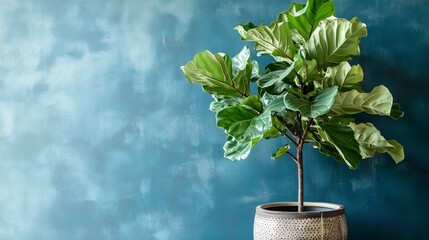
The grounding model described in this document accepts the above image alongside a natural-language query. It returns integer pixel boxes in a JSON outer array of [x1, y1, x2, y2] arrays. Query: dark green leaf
[[257, 64, 296, 95], [282, 0, 335, 40], [283, 86, 338, 118], [320, 123, 362, 169], [390, 103, 404, 120], [216, 96, 271, 142]]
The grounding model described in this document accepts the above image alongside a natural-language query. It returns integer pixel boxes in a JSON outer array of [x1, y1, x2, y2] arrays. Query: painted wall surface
[[0, 0, 428, 239]]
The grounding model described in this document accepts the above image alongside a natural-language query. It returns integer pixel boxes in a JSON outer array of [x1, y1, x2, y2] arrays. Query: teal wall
[[0, 0, 427, 239]]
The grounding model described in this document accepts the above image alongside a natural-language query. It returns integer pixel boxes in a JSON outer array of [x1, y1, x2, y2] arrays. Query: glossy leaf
[[281, 0, 335, 40], [235, 22, 295, 62], [209, 96, 243, 112], [257, 64, 295, 95], [263, 115, 286, 139], [323, 61, 363, 91], [216, 96, 271, 142], [283, 86, 338, 118], [330, 85, 393, 116], [305, 17, 367, 68], [223, 136, 252, 161], [320, 123, 362, 169], [272, 145, 291, 160], [349, 122, 404, 163], [181, 50, 250, 97]]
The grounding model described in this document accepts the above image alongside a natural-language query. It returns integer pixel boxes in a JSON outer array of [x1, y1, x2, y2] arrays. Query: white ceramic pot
[[254, 202, 347, 240]]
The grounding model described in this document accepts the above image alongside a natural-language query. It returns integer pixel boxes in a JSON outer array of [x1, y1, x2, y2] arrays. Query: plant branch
[[287, 152, 298, 164], [274, 114, 299, 140], [296, 112, 302, 137], [301, 118, 314, 144], [284, 132, 298, 147]]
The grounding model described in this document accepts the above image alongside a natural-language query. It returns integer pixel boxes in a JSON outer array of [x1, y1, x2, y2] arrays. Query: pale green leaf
[[283, 86, 338, 118], [349, 122, 404, 163], [323, 61, 363, 91], [305, 17, 367, 68], [235, 22, 295, 62], [181, 50, 250, 97], [330, 85, 393, 116], [223, 136, 252, 161]]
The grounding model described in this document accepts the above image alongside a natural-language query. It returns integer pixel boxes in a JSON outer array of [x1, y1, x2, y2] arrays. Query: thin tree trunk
[[297, 143, 304, 212]]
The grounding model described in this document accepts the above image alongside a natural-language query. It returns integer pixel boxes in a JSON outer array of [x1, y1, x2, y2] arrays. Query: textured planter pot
[[254, 202, 347, 240]]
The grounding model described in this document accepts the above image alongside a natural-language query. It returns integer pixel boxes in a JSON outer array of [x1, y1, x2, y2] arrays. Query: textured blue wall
[[0, 0, 428, 239]]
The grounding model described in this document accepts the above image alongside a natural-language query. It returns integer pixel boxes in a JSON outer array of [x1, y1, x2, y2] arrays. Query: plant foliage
[[181, 0, 404, 170]]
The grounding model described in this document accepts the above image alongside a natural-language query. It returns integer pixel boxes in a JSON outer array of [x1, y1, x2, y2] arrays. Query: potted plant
[[181, 0, 404, 239]]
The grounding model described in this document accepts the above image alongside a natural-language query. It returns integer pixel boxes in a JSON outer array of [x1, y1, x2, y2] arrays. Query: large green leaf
[[216, 96, 271, 142], [223, 136, 252, 161], [235, 22, 295, 62], [283, 86, 338, 118], [330, 85, 393, 116], [349, 122, 404, 163], [322, 61, 363, 91], [181, 50, 250, 97], [305, 17, 367, 68], [263, 115, 286, 139], [320, 123, 362, 169], [280, 0, 335, 40]]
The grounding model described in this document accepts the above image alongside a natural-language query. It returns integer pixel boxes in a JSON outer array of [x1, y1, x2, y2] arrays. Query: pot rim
[[256, 202, 345, 219]]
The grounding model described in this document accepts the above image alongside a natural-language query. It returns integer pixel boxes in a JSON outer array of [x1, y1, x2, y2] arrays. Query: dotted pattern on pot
[[253, 214, 347, 240]]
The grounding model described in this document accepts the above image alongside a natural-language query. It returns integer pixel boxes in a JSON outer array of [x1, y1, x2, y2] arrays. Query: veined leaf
[[272, 145, 291, 160], [323, 61, 363, 91], [320, 123, 362, 169], [224, 136, 252, 161], [349, 122, 404, 163], [280, 0, 335, 40], [235, 22, 295, 62], [257, 63, 296, 95], [181, 50, 250, 97], [330, 85, 393, 116], [231, 46, 261, 79], [231, 46, 251, 76], [283, 86, 338, 118], [305, 17, 367, 68], [216, 96, 271, 142], [263, 115, 286, 139], [209, 96, 243, 112], [294, 57, 319, 84]]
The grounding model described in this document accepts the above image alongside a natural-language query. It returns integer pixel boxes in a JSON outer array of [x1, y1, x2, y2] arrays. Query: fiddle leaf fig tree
[[181, 0, 404, 212]]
